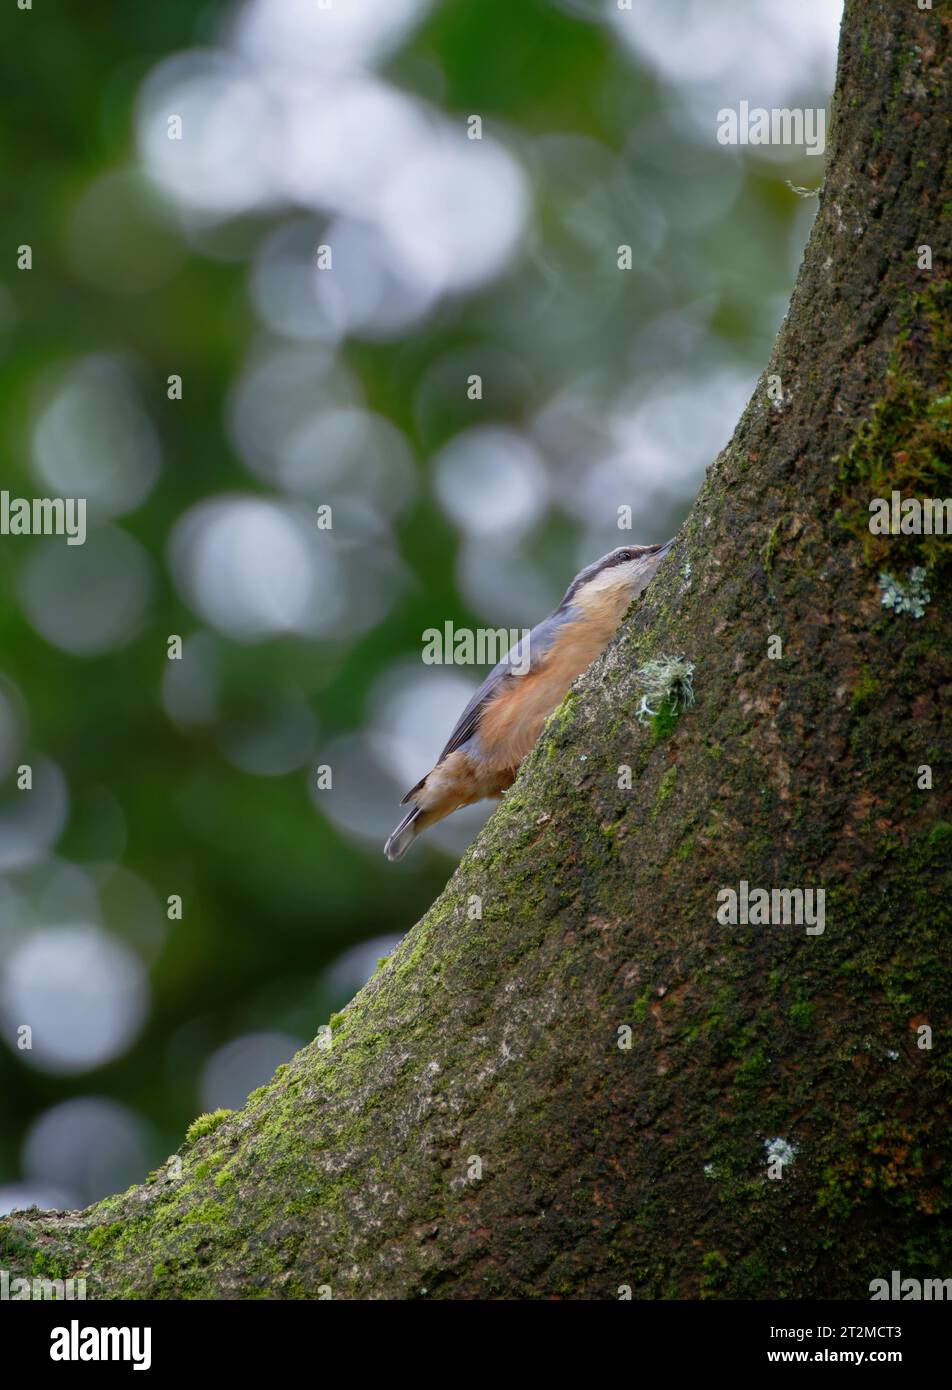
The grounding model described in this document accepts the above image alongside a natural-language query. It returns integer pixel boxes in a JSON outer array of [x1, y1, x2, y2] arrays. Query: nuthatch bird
[[384, 539, 675, 860]]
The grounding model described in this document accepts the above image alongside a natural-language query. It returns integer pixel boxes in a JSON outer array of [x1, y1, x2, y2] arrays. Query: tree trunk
[[3, 0, 949, 1300]]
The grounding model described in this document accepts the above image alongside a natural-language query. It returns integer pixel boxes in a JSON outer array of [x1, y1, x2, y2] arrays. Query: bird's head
[[561, 539, 676, 619]]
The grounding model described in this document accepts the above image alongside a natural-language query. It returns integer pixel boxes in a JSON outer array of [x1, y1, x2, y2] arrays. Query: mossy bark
[[3, 0, 950, 1299]]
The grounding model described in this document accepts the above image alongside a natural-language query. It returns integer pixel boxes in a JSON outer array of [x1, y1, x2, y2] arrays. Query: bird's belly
[[477, 622, 611, 769]]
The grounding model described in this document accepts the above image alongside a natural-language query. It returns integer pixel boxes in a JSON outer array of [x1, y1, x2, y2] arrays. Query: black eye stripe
[[558, 547, 645, 611]]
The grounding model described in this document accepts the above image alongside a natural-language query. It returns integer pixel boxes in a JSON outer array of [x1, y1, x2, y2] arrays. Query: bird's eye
[[618, 550, 633, 562]]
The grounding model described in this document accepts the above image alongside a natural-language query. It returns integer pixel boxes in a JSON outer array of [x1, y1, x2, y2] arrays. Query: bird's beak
[[656, 537, 676, 556]]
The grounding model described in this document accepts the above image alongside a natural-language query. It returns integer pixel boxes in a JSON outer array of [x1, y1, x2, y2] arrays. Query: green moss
[[181, 1200, 229, 1227], [699, 1250, 729, 1298], [925, 820, 952, 850], [193, 1151, 225, 1179], [788, 1000, 815, 1030], [184, 1109, 233, 1146], [631, 986, 654, 1024], [31, 1251, 74, 1282], [655, 764, 677, 807], [543, 690, 581, 756], [87, 1222, 124, 1251], [850, 665, 878, 710], [835, 284, 952, 576], [761, 522, 781, 576], [0, 1229, 38, 1266], [650, 697, 681, 742], [733, 1045, 770, 1088], [817, 1116, 951, 1228]]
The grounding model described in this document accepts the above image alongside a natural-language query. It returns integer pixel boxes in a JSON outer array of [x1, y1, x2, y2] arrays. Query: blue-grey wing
[[400, 610, 570, 803]]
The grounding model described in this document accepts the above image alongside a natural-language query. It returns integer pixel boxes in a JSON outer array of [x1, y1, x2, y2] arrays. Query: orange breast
[[477, 614, 618, 770]]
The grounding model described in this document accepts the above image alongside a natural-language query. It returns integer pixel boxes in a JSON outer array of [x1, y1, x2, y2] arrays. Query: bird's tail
[[384, 804, 423, 861]]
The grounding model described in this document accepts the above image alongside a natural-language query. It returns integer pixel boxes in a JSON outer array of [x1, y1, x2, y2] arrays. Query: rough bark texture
[[2, 0, 950, 1299]]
